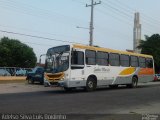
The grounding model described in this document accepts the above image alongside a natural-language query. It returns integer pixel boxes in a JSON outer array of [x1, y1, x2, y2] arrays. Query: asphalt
[[0, 82, 160, 120]]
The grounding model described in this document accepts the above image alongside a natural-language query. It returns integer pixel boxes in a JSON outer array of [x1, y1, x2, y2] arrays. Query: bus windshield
[[45, 45, 70, 73]]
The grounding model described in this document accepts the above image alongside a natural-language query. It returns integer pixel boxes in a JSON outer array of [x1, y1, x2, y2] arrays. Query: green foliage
[[138, 34, 160, 73], [0, 37, 37, 68]]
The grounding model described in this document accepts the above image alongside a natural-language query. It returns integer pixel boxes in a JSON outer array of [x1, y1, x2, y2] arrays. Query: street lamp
[[76, 26, 89, 30]]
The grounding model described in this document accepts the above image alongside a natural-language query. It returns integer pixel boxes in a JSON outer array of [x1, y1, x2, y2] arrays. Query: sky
[[0, 0, 160, 63]]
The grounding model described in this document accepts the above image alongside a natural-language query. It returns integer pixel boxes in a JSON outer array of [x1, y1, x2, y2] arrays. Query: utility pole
[[86, 0, 101, 46]]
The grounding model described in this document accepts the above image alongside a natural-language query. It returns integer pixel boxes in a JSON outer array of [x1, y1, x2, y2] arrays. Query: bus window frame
[[96, 51, 109, 66], [85, 50, 96, 65], [71, 50, 85, 69], [130, 55, 139, 67], [146, 58, 153, 68], [109, 53, 120, 66], [120, 54, 130, 67], [139, 57, 146, 68]]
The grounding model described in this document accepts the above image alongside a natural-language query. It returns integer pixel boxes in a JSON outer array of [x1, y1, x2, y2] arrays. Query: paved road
[[0, 82, 160, 120]]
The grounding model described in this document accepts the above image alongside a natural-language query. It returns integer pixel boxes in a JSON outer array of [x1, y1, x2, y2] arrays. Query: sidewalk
[[138, 81, 160, 86]]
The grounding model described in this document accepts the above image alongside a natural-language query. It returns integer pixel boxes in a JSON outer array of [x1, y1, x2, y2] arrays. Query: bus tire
[[85, 77, 97, 92], [127, 76, 138, 88]]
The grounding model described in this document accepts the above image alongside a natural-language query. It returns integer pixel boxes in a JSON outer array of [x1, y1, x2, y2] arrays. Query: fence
[[0, 67, 32, 76]]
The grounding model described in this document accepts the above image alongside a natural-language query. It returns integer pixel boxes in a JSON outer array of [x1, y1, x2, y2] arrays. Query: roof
[[73, 44, 153, 58]]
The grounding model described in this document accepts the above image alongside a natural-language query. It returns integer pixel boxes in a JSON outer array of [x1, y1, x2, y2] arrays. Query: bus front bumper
[[44, 78, 65, 87]]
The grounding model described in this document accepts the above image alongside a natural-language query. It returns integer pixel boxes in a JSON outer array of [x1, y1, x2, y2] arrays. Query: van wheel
[[27, 77, 32, 84], [31, 80, 34, 84], [127, 76, 138, 88], [28, 79, 31, 84], [85, 77, 97, 92]]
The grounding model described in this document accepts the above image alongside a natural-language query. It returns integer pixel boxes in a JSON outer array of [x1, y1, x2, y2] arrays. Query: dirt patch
[[0, 76, 26, 80], [0, 76, 26, 84], [0, 82, 60, 94]]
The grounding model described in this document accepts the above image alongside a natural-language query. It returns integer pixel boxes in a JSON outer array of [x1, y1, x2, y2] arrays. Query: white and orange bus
[[44, 44, 154, 91]]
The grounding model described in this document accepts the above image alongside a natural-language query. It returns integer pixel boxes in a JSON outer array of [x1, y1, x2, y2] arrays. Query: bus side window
[[97, 51, 108, 66], [130, 56, 139, 67], [85, 50, 96, 65], [139, 57, 146, 68], [146, 58, 153, 68], [109, 53, 120, 66], [71, 51, 84, 65], [120, 54, 130, 67]]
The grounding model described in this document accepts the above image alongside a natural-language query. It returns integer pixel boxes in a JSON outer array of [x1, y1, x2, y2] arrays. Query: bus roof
[[73, 44, 153, 58]]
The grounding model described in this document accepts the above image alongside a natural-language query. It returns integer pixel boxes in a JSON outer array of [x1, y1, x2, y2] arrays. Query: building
[[133, 12, 141, 53]]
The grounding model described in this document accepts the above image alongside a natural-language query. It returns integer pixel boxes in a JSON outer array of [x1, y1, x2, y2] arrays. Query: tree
[[138, 34, 160, 73], [0, 37, 37, 68]]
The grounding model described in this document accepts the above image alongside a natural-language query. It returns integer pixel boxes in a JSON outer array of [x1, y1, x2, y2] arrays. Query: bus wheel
[[127, 76, 138, 88], [85, 77, 97, 92]]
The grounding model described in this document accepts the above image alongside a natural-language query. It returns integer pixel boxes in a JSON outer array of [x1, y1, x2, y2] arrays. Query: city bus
[[44, 44, 154, 91]]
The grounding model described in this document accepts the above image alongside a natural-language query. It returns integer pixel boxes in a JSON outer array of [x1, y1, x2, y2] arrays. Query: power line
[[97, 7, 132, 26], [72, 0, 86, 5], [107, 0, 160, 29], [102, 1, 132, 19], [0, 0, 88, 26], [116, 0, 160, 22], [74, 0, 129, 44], [24, 41, 52, 47], [0, 29, 82, 44], [0, 24, 82, 40], [100, 1, 155, 33]]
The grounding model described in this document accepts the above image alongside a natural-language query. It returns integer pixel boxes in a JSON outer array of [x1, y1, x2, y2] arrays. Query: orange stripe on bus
[[119, 67, 136, 75], [138, 68, 154, 75]]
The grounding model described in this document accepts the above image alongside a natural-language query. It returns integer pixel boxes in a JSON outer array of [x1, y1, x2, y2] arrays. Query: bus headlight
[[61, 77, 65, 80]]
